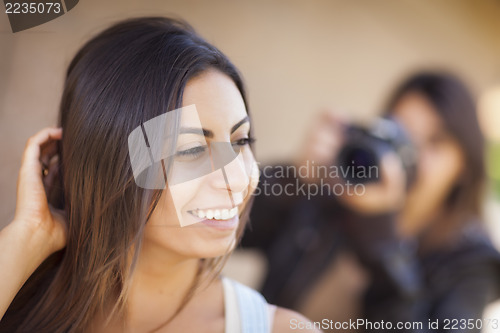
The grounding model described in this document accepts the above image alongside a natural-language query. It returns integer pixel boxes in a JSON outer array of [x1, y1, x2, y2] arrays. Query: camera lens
[[338, 144, 380, 184], [336, 117, 417, 186], [345, 147, 377, 169]]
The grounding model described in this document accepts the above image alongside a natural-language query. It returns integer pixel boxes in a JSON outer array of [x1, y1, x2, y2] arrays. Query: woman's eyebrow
[[231, 116, 250, 134], [179, 116, 250, 138], [179, 127, 214, 138]]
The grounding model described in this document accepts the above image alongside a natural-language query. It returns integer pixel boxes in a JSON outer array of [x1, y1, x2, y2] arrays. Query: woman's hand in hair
[[13, 127, 67, 256], [0, 127, 67, 319]]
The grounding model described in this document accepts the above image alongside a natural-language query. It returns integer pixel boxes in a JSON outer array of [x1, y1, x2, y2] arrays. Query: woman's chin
[[194, 235, 238, 259]]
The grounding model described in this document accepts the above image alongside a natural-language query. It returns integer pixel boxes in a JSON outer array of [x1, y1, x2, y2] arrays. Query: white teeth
[[192, 207, 239, 220], [230, 207, 238, 217]]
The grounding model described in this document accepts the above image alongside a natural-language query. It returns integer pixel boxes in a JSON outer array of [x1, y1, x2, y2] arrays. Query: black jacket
[[242, 165, 500, 332]]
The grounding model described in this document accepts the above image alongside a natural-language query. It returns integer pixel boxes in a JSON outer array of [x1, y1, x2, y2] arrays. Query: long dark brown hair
[[384, 71, 486, 245], [1, 17, 254, 333]]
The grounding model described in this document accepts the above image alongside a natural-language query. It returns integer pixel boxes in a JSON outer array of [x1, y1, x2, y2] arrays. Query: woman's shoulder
[[271, 306, 322, 333], [222, 277, 322, 332], [429, 221, 500, 282], [453, 222, 500, 260]]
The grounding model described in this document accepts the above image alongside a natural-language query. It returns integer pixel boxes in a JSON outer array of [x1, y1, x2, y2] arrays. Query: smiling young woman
[[0, 17, 320, 333]]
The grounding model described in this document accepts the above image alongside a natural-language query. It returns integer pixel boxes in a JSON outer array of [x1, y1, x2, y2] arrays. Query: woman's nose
[[224, 154, 249, 192], [210, 152, 249, 195]]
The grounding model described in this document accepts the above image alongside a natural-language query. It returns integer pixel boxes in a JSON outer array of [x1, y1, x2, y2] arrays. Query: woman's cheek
[[420, 144, 464, 200], [248, 158, 259, 195], [162, 176, 206, 227]]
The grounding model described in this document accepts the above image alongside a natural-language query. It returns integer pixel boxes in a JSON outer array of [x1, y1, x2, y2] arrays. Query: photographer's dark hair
[[0, 17, 253, 333], [384, 71, 486, 244]]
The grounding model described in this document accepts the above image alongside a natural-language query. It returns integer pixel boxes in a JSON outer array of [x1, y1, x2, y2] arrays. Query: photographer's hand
[[294, 109, 346, 183], [295, 110, 406, 215], [0, 127, 67, 319]]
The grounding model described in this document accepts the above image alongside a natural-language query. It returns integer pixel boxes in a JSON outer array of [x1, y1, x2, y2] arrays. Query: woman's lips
[[200, 215, 238, 229]]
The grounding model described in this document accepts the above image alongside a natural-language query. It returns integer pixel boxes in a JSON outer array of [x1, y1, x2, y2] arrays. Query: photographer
[[242, 71, 500, 332]]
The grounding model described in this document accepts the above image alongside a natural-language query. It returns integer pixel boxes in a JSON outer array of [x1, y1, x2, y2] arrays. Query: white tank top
[[222, 277, 277, 333]]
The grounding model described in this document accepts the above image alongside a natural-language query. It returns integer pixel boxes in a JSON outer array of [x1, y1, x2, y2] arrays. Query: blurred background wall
[[1, 0, 500, 225]]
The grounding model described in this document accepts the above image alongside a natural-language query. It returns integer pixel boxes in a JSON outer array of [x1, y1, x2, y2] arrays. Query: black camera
[[336, 117, 417, 185]]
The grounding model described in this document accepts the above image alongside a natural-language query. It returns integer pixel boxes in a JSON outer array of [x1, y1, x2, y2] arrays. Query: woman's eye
[[232, 137, 256, 147], [176, 146, 208, 160]]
